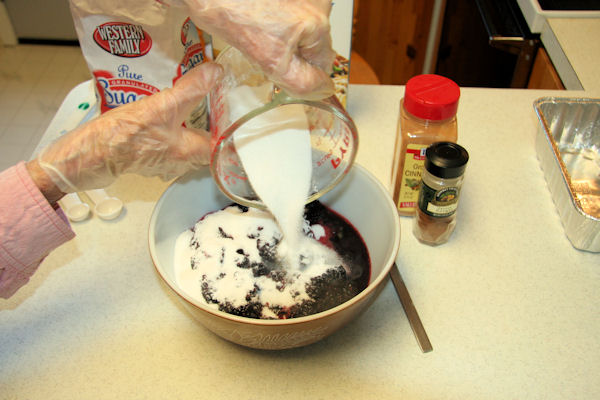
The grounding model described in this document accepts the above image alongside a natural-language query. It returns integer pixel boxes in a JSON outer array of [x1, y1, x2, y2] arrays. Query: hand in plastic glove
[[30, 62, 223, 199], [181, 0, 336, 100]]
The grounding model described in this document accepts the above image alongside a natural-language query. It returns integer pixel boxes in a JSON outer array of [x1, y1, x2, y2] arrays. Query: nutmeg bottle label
[[418, 182, 459, 217]]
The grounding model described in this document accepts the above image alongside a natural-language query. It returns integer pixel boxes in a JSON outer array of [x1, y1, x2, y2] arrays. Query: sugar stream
[[229, 83, 312, 264]]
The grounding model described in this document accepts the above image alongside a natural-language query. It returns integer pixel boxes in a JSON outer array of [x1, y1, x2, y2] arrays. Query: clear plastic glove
[[180, 0, 336, 100], [37, 62, 223, 193]]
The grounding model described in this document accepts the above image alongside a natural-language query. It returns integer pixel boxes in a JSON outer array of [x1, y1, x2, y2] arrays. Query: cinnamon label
[[397, 144, 427, 212]]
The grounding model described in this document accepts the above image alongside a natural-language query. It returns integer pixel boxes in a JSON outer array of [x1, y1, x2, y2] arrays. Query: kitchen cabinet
[[352, 0, 568, 90], [527, 46, 565, 89], [352, 0, 435, 85], [352, 0, 540, 87]]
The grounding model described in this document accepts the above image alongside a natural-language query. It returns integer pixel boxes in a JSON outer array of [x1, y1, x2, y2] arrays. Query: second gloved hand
[[181, 0, 336, 100], [37, 62, 223, 193]]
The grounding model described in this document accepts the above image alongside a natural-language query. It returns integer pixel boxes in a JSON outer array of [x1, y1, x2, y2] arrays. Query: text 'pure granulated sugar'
[[69, 0, 212, 128], [174, 84, 358, 319]]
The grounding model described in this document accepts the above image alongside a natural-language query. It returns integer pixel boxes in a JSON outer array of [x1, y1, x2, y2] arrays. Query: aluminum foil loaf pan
[[534, 97, 600, 252]]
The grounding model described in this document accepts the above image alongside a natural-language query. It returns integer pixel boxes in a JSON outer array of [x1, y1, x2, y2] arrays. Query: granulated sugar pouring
[[228, 83, 312, 265]]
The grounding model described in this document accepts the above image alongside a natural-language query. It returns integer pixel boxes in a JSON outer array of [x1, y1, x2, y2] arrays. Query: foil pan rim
[[534, 97, 600, 252]]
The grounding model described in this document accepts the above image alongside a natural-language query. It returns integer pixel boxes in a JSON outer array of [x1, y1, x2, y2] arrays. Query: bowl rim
[[148, 164, 400, 326]]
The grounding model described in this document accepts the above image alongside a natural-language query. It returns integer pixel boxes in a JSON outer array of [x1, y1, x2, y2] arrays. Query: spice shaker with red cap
[[390, 74, 460, 216]]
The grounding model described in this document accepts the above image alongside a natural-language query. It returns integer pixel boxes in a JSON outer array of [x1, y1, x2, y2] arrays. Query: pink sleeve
[[0, 162, 75, 298]]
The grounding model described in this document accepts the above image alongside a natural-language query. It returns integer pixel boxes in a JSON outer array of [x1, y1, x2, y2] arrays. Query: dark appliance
[[435, 0, 539, 88], [537, 0, 600, 10]]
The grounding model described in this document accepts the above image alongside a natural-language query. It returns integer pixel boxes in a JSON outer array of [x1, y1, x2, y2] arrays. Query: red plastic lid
[[404, 74, 460, 120]]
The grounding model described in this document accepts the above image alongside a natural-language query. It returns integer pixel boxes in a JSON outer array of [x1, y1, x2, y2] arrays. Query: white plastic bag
[[69, 0, 213, 128]]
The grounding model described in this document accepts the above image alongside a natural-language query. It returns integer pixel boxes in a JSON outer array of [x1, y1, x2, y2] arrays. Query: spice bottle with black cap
[[413, 142, 469, 245]]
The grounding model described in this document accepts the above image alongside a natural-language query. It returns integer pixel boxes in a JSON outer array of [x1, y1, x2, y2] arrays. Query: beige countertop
[[1, 17, 599, 400], [535, 17, 600, 92], [546, 18, 600, 92], [515, 0, 600, 91]]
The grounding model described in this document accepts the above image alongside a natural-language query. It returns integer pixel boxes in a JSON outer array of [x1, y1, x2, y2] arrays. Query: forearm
[[0, 162, 75, 298], [26, 159, 66, 206]]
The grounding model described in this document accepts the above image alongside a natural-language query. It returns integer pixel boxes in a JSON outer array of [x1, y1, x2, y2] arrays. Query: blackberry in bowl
[[149, 164, 400, 350]]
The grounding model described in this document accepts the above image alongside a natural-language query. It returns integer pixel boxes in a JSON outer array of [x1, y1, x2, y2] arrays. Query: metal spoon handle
[[389, 263, 433, 353]]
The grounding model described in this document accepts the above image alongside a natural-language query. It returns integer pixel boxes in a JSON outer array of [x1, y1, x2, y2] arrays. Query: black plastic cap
[[424, 142, 469, 178]]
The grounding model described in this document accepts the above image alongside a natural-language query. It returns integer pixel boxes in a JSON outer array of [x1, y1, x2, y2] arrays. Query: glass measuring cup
[[208, 46, 358, 209]]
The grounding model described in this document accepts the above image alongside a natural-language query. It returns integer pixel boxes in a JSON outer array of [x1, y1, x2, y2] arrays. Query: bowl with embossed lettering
[[149, 164, 400, 350]]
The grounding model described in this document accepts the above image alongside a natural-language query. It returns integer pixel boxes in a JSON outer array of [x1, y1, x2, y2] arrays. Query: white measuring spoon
[[85, 189, 124, 220], [59, 192, 91, 222]]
